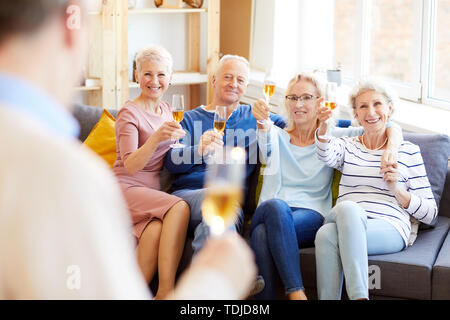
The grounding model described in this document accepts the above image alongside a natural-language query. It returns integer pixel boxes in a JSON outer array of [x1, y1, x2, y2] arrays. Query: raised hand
[[252, 98, 271, 122], [179, 234, 257, 299]]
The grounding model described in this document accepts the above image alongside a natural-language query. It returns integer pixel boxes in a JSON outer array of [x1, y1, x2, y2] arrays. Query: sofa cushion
[[83, 109, 117, 168], [367, 216, 450, 299], [403, 133, 450, 226], [299, 216, 450, 299], [438, 168, 450, 219], [72, 103, 118, 142], [432, 230, 450, 299], [299, 247, 318, 289]]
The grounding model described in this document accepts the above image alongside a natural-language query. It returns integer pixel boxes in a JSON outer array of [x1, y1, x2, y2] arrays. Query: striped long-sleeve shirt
[[316, 134, 437, 246]]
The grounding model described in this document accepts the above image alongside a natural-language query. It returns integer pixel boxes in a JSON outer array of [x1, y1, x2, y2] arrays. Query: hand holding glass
[[170, 94, 186, 148], [201, 147, 246, 236]]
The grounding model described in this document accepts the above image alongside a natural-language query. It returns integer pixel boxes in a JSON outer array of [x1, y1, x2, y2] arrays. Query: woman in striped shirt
[[315, 79, 437, 300]]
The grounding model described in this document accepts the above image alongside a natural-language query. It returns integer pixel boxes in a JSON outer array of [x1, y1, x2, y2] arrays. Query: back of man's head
[[0, 0, 71, 45], [0, 0, 87, 108]]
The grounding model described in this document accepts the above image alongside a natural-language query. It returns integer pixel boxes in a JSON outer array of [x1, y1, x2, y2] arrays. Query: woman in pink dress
[[113, 45, 189, 299]]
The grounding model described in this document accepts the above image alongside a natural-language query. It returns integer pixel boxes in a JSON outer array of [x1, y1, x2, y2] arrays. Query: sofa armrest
[[439, 167, 450, 219], [432, 230, 450, 299]]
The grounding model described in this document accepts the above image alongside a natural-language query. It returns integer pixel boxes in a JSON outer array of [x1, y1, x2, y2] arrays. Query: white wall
[[250, 0, 275, 72], [250, 0, 335, 85], [245, 0, 336, 115]]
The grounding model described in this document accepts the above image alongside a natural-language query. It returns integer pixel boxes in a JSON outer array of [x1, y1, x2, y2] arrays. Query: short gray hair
[[283, 72, 326, 132], [349, 78, 398, 112], [216, 54, 250, 77], [135, 44, 173, 74]]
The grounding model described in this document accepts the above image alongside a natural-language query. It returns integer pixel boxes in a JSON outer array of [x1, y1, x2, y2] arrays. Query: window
[[249, 0, 450, 113], [333, 0, 450, 109], [428, 0, 450, 104], [370, 0, 418, 84], [334, 0, 357, 79], [334, 0, 423, 101]]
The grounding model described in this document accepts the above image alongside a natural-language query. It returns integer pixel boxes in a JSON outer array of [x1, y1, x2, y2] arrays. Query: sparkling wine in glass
[[320, 82, 338, 139], [170, 94, 186, 148], [207, 106, 227, 158], [324, 82, 337, 111], [201, 147, 246, 236], [213, 106, 227, 134], [257, 69, 276, 125]]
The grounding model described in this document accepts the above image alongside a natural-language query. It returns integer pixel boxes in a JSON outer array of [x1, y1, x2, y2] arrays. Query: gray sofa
[[299, 135, 450, 300], [72, 103, 450, 300]]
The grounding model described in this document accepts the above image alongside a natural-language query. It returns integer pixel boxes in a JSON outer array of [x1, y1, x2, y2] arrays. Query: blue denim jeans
[[314, 201, 405, 300], [250, 199, 324, 299], [172, 188, 244, 255]]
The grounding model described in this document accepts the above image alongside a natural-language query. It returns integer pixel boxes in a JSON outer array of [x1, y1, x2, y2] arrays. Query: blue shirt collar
[[0, 72, 79, 139]]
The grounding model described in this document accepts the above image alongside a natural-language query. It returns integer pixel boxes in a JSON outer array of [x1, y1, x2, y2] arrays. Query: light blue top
[[0, 72, 79, 138], [257, 126, 364, 218]]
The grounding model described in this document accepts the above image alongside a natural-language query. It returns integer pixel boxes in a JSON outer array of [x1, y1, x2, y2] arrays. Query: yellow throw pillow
[[83, 109, 117, 168], [255, 164, 266, 206], [331, 169, 342, 207]]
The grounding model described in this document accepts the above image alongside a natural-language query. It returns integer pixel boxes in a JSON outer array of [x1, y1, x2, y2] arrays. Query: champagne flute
[[170, 94, 186, 148], [207, 106, 227, 159], [319, 82, 338, 140], [257, 69, 276, 125], [201, 147, 246, 236], [213, 106, 227, 134]]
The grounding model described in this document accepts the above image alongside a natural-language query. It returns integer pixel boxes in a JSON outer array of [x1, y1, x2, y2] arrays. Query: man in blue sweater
[[165, 55, 286, 254]]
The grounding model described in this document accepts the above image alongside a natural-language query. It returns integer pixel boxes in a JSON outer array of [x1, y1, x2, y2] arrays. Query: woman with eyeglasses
[[249, 72, 402, 300]]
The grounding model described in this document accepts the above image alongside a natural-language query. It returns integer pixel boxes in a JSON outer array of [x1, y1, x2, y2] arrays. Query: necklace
[[361, 134, 388, 151]]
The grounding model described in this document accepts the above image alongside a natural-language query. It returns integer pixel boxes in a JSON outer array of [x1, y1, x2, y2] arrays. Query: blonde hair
[[135, 44, 173, 74], [283, 72, 326, 132]]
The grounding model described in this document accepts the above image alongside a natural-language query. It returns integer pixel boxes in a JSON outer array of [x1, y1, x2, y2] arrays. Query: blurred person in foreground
[[0, 0, 255, 299]]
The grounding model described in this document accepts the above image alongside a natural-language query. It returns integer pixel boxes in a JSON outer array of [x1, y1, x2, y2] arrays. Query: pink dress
[[113, 101, 181, 239]]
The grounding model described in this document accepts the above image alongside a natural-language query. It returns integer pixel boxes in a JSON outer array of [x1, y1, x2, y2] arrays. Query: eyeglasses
[[285, 94, 319, 105]]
